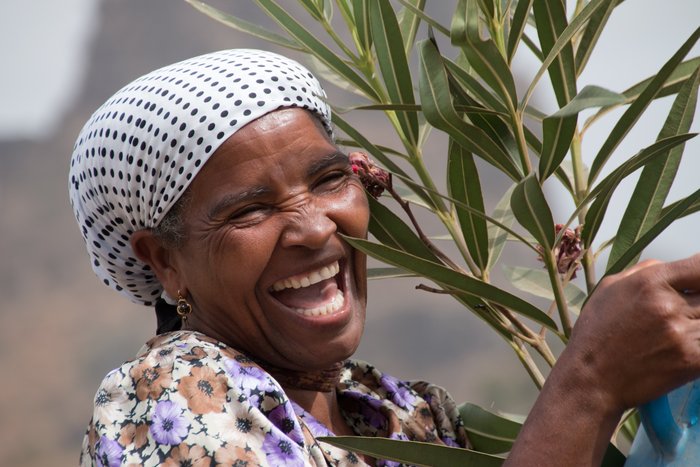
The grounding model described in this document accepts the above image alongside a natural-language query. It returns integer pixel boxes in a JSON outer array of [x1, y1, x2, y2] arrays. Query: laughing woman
[[71, 49, 700, 466]]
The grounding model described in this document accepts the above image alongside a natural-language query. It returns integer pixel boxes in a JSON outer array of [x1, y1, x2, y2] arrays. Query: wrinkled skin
[[507, 256, 700, 466]]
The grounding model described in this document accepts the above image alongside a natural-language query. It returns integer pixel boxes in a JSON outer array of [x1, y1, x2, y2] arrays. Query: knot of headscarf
[[69, 49, 332, 305]]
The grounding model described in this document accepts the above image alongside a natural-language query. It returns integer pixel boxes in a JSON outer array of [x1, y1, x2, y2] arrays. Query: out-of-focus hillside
[[0, 1, 535, 465]]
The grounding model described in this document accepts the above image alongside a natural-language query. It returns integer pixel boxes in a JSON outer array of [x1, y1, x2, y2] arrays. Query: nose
[[280, 202, 337, 250]]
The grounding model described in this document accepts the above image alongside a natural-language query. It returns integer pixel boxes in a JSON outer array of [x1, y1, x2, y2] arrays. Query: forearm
[[505, 347, 624, 466]]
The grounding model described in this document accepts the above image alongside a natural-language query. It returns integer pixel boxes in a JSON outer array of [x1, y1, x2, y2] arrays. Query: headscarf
[[69, 49, 332, 306]]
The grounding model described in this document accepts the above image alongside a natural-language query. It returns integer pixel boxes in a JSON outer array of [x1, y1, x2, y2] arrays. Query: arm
[[506, 255, 700, 466]]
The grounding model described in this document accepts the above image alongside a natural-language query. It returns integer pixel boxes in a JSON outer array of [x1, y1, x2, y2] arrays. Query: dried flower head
[[349, 152, 391, 199], [537, 224, 583, 278]]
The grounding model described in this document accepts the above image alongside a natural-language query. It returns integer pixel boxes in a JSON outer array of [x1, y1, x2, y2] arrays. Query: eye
[[315, 168, 353, 190], [228, 204, 270, 224]]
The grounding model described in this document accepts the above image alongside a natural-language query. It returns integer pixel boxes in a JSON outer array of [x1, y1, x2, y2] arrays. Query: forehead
[[186, 109, 339, 194]]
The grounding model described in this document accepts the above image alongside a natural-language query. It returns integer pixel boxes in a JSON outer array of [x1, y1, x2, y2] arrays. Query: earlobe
[[130, 230, 182, 297]]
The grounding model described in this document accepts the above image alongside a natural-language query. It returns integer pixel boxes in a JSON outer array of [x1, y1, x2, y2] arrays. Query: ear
[[130, 229, 184, 298]]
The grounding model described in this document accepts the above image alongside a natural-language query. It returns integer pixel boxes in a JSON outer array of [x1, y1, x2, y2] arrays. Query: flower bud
[[349, 152, 391, 199]]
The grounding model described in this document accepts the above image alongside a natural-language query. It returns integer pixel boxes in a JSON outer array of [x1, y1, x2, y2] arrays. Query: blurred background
[[1, 0, 698, 465]]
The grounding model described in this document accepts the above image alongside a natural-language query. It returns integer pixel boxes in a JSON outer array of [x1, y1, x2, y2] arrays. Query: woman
[[71, 49, 700, 466]]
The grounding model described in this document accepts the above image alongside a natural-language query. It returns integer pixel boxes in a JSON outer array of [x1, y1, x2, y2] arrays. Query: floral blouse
[[80, 331, 469, 466]]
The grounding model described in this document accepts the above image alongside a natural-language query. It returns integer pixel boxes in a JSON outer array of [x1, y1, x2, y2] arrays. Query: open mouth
[[269, 260, 346, 317]]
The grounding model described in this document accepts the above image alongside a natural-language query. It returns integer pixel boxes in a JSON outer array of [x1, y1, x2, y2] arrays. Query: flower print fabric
[[80, 331, 469, 466]]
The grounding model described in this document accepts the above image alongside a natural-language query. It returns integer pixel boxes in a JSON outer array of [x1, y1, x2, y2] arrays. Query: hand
[[566, 254, 700, 412]]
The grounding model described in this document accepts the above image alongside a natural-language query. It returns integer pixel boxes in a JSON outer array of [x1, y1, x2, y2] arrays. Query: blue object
[[626, 381, 700, 466]]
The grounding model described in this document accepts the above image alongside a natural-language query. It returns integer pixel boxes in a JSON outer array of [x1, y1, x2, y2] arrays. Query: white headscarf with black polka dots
[[69, 49, 332, 306]]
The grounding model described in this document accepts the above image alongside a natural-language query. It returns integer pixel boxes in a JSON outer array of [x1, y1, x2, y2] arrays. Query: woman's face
[[167, 108, 369, 371]]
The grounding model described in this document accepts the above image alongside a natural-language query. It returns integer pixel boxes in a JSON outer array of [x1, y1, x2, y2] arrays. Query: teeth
[[293, 290, 345, 317], [271, 261, 340, 292]]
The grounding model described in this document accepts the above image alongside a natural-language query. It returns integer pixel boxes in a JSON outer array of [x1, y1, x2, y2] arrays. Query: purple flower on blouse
[[359, 396, 386, 430], [150, 400, 189, 445], [380, 374, 418, 410], [291, 400, 334, 437], [262, 430, 306, 467], [96, 435, 123, 467], [224, 358, 275, 407], [268, 403, 304, 444]]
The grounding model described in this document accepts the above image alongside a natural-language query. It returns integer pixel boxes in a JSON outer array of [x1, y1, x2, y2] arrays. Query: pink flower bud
[[537, 224, 583, 278], [349, 152, 391, 199]]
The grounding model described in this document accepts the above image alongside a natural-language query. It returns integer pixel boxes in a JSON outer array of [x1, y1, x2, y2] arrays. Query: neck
[[256, 360, 344, 393]]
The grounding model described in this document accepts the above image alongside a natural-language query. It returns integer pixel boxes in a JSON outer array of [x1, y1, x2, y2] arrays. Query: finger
[[661, 254, 700, 292], [613, 258, 662, 279]]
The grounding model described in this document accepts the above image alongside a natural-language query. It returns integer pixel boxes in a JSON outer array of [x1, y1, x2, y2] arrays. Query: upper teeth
[[271, 261, 340, 291]]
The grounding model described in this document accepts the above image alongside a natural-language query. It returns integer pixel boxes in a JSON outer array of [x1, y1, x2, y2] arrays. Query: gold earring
[[176, 290, 192, 325]]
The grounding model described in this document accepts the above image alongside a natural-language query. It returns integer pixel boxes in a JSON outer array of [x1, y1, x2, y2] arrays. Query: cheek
[[338, 184, 370, 236]]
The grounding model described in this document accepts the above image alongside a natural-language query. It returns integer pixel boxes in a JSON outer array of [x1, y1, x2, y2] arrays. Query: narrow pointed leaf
[[521, 0, 608, 110], [367, 195, 439, 263], [607, 65, 700, 268], [539, 115, 577, 180], [588, 27, 700, 184], [317, 436, 504, 466], [351, 0, 372, 52], [298, 0, 324, 20], [458, 402, 522, 454], [369, 0, 419, 145], [506, 0, 534, 63], [368, 267, 415, 280], [503, 266, 586, 314], [605, 187, 700, 276], [451, 0, 519, 108], [397, 0, 425, 54], [533, 0, 577, 107], [344, 237, 557, 330], [487, 185, 517, 270], [581, 134, 697, 245], [448, 140, 490, 269], [418, 38, 523, 180], [445, 57, 509, 112], [551, 85, 626, 118], [253, 0, 380, 101], [511, 174, 555, 250], [574, 0, 619, 75], [185, 1, 302, 51], [621, 57, 700, 103]]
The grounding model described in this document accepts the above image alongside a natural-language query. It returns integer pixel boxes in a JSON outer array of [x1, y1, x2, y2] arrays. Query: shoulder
[[82, 331, 312, 466]]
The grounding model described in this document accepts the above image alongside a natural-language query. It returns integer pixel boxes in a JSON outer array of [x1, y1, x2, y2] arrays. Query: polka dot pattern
[[69, 49, 332, 306]]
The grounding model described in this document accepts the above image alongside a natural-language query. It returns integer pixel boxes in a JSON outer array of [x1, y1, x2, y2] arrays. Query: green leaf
[[253, 0, 380, 101], [185, 0, 303, 51], [317, 436, 504, 466], [621, 57, 700, 104], [396, 0, 426, 54], [458, 402, 522, 454], [444, 57, 510, 113], [551, 85, 627, 118], [369, 0, 419, 146], [521, 0, 608, 110], [367, 195, 440, 263], [588, 27, 700, 184], [351, 0, 372, 52], [418, 38, 523, 180], [607, 65, 700, 269], [367, 267, 415, 280], [532, 0, 577, 107], [574, 0, 619, 75], [344, 237, 558, 330], [510, 174, 555, 250], [605, 187, 700, 276], [448, 140, 490, 269], [503, 266, 586, 314], [581, 134, 697, 246], [487, 184, 517, 271], [506, 0, 534, 63], [538, 115, 577, 181], [451, 0, 519, 108], [298, 0, 324, 21]]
